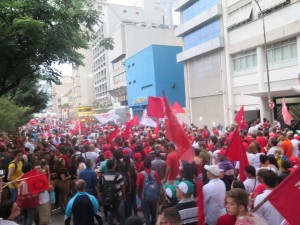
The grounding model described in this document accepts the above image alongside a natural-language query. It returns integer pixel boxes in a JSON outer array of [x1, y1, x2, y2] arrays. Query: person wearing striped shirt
[[175, 180, 198, 225], [100, 159, 126, 225]]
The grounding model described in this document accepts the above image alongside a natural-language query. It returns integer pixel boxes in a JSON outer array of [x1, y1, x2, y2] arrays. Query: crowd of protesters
[[0, 117, 299, 225]]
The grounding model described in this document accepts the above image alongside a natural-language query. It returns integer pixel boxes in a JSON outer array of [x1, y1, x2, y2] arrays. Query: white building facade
[[175, 0, 300, 128]]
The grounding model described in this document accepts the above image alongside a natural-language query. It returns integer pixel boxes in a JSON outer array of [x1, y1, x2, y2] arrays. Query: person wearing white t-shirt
[[254, 170, 283, 225], [243, 165, 258, 195], [248, 142, 263, 170], [267, 138, 283, 156], [203, 165, 226, 225], [287, 132, 299, 157], [85, 144, 99, 170]]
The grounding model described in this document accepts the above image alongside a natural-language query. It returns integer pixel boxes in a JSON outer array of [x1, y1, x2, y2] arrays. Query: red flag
[[196, 177, 205, 225], [234, 105, 245, 127], [131, 115, 139, 126], [163, 93, 194, 163], [147, 96, 165, 118], [282, 98, 293, 125], [172, 101, 185, 114], [107, 127, 120, 145], [225, 128, 249, 182], [21, 169, 39, 179], [123, 116, 138, 140], [182, 122, 186, 130], [26, 173, 49, 195], [267, 166, 300, 225]]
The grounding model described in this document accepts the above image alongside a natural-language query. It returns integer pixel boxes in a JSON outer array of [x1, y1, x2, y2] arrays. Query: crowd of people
[[0, 117, 299, 225]]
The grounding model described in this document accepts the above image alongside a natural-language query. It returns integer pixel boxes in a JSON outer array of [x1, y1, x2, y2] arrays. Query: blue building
[[125, 45, 185, 117]]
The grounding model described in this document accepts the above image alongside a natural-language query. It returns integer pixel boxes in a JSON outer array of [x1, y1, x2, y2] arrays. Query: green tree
[[6, 78, 50, 114], [0, 0, 112, 96], [0, 97, 31, 133]]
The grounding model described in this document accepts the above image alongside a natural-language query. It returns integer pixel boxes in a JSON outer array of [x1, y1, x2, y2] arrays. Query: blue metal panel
[[125, 45, 185, 109]]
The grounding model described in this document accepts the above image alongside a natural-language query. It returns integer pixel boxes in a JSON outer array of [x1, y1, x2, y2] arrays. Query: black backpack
[[101, 174, 119, 208], [0, 154, 15, 182], [115, 160, 130, 192]]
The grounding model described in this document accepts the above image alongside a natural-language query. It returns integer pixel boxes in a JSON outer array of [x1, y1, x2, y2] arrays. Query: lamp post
[[253, 0, 273, 125]]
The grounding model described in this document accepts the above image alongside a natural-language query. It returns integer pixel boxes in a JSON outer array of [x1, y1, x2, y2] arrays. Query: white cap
[[204, 165, 220, 176]]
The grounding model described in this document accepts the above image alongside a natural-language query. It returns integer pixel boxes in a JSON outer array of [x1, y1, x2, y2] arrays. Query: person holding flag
[[254, 170, 283, 225], [7, 149, 23, 201]]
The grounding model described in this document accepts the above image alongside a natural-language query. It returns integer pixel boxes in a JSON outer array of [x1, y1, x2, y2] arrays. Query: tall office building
[[174, 0, 300, 128], [92, 0, 181, 117], [174, 0, 228, 127]]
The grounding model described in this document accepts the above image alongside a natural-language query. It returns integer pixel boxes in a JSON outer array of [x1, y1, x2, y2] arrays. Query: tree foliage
[[0, 0, 103, 96], [6, 77, 50, 114], [0, 97, 31, 133]]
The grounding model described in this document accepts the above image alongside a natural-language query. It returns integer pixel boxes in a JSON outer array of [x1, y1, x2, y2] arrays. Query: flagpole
[[251, 196, 268, 213], [2, 173, 45, 189]]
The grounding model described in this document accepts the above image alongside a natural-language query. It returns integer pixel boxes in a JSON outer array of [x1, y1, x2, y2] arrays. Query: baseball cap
[[217, 149, 226, 155], [204, 165, 220, 176], [163, 184, 176, 199], [175, 180, 194, 195]]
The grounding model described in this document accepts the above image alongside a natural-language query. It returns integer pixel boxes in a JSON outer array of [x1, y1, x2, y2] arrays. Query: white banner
[[140, 110, 157, 127], [93, 110, 120, 124]]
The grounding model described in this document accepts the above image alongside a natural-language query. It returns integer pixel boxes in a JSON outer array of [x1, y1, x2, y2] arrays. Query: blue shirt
[[65, 192, 101, 225], [79, 168, 98, 197]]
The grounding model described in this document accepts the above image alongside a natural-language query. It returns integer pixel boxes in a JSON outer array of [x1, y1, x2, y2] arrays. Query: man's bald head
[[76, 179, 86, 192], [89, 144, 95, 151]]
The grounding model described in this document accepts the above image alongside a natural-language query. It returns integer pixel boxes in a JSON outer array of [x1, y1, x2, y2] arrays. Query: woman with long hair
[[56, 158, 71, 212], [48, 154, 59, 210]]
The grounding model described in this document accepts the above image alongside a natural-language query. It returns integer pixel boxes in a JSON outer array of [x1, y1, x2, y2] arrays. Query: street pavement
[[50, 210, 64, 225], [49, 208, 144, 225]]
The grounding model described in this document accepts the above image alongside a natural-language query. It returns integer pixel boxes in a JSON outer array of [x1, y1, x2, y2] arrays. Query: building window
[[113, 72, 126, 84], [123, 10, 127, 13], [267, 38, 297, 64], [232, 49, 257, 71], [182, 0, 219, 23], [183, 19, 220, 50]]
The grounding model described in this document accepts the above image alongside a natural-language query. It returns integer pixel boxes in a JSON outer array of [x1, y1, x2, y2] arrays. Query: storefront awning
[[242, 86, 300, 98]]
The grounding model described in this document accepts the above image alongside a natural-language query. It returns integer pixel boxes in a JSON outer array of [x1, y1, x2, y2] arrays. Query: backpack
[[101, 174, 119, 208], [115, 160, 130, 192], [141, 170, 159, 201], [0, 155, 16, 182]]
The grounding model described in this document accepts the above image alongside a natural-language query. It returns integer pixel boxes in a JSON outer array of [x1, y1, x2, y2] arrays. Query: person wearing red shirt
[[162, 142, 180, 185], [256, 131, 267, 149], [143, 142, 152, 157], [57, 147, 70, 167], [269, 128, 279, 141], [136, 158, 160, 225]]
